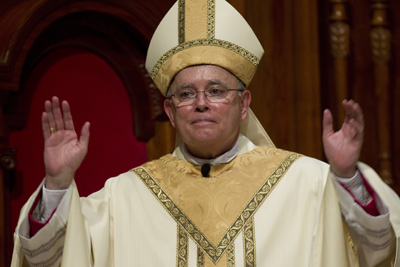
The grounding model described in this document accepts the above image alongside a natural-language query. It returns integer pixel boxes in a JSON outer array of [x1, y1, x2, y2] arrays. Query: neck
[[186, 148, 224, 159], [183, 139, 239, 165], [182, 130, 240, 159], [185, 142, 235, 159]]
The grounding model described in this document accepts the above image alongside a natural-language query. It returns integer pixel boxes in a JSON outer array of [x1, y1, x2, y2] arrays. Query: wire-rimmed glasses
[[169, 87, 244, 107]]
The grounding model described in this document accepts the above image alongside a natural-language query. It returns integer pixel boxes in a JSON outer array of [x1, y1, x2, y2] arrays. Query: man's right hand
[[42, 96, 90, 190]]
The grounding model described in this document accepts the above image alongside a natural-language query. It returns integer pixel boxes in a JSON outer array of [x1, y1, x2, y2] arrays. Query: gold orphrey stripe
[[179, 0, 215, 44]]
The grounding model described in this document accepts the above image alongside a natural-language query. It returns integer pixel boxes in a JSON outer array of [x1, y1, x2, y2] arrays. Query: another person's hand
[[322, 99, 364, 178], [42, 96, 90, 189]]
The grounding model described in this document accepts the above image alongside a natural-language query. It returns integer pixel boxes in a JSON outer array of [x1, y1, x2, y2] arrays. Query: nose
[[194, 91, 209, 110]]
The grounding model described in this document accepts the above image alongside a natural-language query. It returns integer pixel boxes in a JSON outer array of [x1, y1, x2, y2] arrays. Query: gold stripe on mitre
[[180, 0, 210, 42]]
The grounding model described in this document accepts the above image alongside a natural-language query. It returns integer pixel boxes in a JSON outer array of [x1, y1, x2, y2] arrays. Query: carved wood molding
[[329, 0, 350, 122], [0, 93, 17, 171], [370, 0, 393, 184], [0, 0, 174, 141], [0, 147, 17, 171], [0, 135, 17, 171], [330, 21, 350, 59], [0, 0, 165, 72], [329, 0, 350, 59], [370, 0, 391, 64]]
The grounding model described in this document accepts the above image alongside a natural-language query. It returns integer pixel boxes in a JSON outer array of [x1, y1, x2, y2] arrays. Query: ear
[[164, 98, 176, 128], [240, 90, 251, 122]]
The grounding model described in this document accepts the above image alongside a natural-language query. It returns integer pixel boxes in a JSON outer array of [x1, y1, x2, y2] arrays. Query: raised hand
[[42, 96, 90, 189], [322, 100, 364, 178]]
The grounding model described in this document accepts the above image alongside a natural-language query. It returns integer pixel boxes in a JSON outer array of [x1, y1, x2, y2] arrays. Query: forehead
[[170, 65, 238, 89]]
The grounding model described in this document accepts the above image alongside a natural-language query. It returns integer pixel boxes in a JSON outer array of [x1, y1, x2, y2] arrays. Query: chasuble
[[11, 138, 400, 266]]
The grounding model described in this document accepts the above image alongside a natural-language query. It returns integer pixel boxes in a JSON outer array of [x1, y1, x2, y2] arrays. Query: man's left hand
[[322, 99, 364, 178]]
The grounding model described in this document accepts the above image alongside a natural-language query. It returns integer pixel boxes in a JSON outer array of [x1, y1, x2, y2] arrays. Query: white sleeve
[[334, 171, 375, 207], [333, 171, 394, 267], [17, 182, 72, 267], [31, 185, 68, 223]]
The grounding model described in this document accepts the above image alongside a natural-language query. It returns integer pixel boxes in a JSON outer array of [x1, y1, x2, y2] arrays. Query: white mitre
[[145, 0, 274, 147]]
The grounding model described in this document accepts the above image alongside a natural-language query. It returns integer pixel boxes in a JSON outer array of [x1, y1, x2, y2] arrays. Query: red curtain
[[9, 47, 148, 237]]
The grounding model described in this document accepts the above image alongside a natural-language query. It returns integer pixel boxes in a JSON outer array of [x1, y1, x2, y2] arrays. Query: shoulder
[[104, 154, 175, 188], [247, 146, 299, 158], [283, 154, 330, 187], [253, 146, 330, 180], [292, 155, 329, 172], [256, 146, 328, 167]]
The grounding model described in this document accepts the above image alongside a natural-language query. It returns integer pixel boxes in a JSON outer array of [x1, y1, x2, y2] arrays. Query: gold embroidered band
[[243, 217, 256, 266], [197, 247, 205, 266], [226, 243, 235, 267], [151, 43, 258, 95], [177, 225, 189, 266], [133, 152, 301, 264]]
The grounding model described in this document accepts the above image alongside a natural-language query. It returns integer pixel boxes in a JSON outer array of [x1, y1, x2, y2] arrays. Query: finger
[[351, 101, 364, 128], [343, 100, 361, 120], [62, 100, 75, 131], [342, 100, 364, 139], [51, 96, 64, 131], [342, 99, 354, 122], [42, 112, 51, 139], [322, 109, 334, 138], [342, 100, 364, 130], [79, 122, 91, 149], [44, 99, 57, 132]]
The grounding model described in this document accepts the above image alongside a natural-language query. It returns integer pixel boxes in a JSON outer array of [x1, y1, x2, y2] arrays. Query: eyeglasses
[[169, 87, 244, 106]]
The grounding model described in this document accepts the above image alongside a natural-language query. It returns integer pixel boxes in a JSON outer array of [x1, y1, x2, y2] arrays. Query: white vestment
[[11, 136, 400, 267]]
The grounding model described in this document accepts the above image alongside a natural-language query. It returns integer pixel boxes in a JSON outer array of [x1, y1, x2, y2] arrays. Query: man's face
[[164, 65, 251, 159]]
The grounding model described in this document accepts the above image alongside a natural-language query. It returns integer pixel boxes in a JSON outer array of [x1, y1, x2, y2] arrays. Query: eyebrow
[[177, 83, 194, 90], [208, 80, 228, 88], [177, 80, 228, 90]]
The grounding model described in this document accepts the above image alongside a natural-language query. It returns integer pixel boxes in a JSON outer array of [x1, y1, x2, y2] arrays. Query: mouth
[[191, 119, 216, 125]]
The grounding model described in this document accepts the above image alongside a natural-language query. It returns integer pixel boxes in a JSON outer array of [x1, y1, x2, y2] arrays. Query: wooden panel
[[230, 0, 322, 159], [392, 0, 400, 193], [370, 0, 393, 185], [233, 0, 400, 194], [329, 0, 350, 123], [146, 121, 176, 160], [0, 104, 17, 265], [0, 168, 7, 267], [291, 0, 322, 158], [248, 0, 297, 152], [320, 0, 400, 193], [0, 166, 14, 266]]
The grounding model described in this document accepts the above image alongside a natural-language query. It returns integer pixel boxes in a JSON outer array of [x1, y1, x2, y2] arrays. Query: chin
[[192, 136, 218, 144]]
